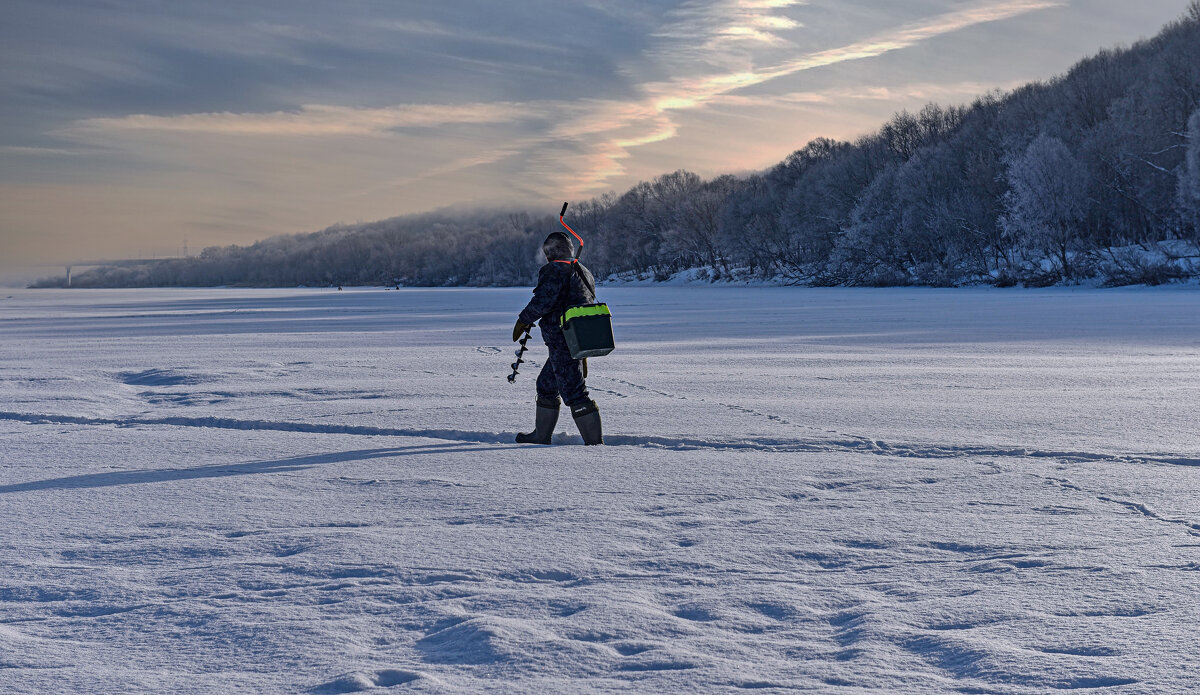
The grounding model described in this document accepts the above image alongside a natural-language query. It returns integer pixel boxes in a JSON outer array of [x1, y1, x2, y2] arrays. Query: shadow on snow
[[0, 443, 525, 494]]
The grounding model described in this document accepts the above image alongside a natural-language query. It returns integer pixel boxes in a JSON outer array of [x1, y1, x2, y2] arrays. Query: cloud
[[369, 18, 570, 53], [0, 146, 90, 156], [345, 140, 538, 199], [567, 0, 1063, 190], [648, 0, 1064, 110], [69, 102, 533, 137], [51, 0, 1063, 201], [712, 79, 1028, 107], [654, 0, 804, 58]]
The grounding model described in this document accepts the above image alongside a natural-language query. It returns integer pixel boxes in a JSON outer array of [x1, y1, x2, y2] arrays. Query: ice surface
[[1, 286, 1198, 693]]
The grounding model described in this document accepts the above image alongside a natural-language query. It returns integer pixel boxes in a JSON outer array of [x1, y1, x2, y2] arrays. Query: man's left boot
[[571, 399, 604, 445]]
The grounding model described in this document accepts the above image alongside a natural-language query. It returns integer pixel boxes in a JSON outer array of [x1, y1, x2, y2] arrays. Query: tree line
[[41, 3, 1200, 289]]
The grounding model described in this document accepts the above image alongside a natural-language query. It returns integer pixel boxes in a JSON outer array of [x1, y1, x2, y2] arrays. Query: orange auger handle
[[559, 202, 583, 260]]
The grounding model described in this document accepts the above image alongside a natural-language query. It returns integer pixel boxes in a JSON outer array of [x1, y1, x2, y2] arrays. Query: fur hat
[[542, 231, 574, 261]]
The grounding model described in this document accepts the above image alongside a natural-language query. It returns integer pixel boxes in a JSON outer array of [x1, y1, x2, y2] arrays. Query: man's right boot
[[515, 396, 560, 444], [571, 399, 604, 445]]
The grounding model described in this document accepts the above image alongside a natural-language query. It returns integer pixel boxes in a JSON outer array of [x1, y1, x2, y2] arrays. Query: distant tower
[[183, 238, 188, 258]]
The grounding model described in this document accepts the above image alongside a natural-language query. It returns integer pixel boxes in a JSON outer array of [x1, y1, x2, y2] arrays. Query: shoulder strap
[[572, 261, 595, 297]]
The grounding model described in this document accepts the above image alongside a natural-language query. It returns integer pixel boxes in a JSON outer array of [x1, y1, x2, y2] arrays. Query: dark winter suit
[[518, 261, 596, 408]]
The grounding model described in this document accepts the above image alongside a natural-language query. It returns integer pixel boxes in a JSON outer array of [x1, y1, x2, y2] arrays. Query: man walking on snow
[[512, 231, 603, 445]]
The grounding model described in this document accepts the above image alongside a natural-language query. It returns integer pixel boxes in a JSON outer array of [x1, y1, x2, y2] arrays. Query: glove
[[513, 320, 532, 342], [582, 358, 588, 379]]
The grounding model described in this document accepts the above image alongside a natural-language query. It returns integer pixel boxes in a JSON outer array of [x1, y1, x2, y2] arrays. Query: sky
[[0, 0, 1192, 283]]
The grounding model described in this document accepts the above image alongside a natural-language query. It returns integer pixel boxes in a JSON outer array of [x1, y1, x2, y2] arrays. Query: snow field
[[1, 286, 1198, 693]]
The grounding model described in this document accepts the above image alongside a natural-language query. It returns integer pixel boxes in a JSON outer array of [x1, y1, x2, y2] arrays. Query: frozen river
[[1, 286, 1198, 693]]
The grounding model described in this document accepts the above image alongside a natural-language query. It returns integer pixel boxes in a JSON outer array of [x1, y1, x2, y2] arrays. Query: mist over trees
[[44, 4, 1200, 289]]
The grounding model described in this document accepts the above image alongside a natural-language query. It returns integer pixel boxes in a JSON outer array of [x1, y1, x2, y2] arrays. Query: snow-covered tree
[[1001, 135, 1091, 280], [1178, 110, 1200, 239]]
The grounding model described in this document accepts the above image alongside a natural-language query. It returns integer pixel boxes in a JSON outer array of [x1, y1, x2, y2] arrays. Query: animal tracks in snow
[[1034, 474, 1200, 537], [1096, 495, 1200, 536]]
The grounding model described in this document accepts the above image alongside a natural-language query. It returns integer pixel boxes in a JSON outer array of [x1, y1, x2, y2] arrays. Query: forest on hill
[[42, 4, 1200, 289]]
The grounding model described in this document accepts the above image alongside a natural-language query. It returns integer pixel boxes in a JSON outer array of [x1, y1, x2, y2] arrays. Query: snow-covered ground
[[1, 286, 1198, 694]]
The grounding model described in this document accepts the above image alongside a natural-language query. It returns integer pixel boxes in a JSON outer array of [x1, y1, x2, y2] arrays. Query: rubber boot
[[570, 400, 603, 445], [516, 396, 560, 444]]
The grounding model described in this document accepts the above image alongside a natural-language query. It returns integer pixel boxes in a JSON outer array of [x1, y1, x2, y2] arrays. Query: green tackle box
[[560, 303, 615, 359]]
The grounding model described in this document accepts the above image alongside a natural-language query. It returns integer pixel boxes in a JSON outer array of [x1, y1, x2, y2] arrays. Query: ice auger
[[508, 328, 531, 383]]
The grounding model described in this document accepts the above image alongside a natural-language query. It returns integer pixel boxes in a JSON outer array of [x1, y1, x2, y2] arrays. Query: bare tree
[[1002, 135, 1091, 280], [1178, 110, 1200, 240]]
